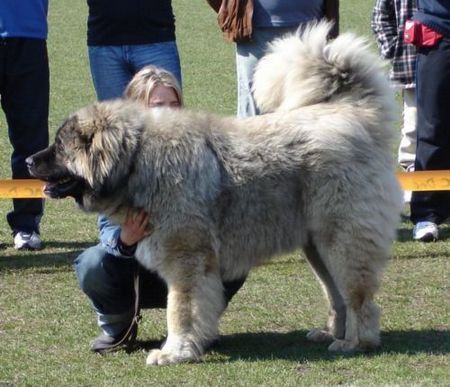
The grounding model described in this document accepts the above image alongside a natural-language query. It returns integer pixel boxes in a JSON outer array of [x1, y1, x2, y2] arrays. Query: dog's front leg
[[146, 249, 225, 366]]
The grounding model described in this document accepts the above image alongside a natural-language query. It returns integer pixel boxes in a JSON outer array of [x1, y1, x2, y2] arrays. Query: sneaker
[[412, 221, 439, 242], [13, 231, 42, 250], [90, 323, 138, 354], [405, 164, 415, 173]]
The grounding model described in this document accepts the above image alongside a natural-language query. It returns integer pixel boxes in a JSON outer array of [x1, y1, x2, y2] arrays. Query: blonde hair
[[124, 65, 183, 107]]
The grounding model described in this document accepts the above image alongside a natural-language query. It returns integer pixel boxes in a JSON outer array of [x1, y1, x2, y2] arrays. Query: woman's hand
[[119, 209, 153, 247]]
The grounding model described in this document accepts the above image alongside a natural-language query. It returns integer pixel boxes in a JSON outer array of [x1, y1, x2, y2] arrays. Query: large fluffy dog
[[28, 22, 402, 365]]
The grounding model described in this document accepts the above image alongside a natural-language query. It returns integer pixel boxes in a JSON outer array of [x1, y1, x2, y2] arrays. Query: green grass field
[[0, 1, 449, 385]]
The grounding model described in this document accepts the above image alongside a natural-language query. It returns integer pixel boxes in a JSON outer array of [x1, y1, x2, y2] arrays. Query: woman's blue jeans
[[88, 41, 182, 101], [82, 40, 182, 336], [74, 245, 167, 336], [75, 245, 246, 337], [235, 27, 298, 117]]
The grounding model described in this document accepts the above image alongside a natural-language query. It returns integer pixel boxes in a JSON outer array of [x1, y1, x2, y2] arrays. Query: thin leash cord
[[101, 270, 141, 353]]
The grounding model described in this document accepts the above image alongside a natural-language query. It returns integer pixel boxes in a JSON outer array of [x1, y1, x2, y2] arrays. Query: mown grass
[[0, 0, 449, 385]]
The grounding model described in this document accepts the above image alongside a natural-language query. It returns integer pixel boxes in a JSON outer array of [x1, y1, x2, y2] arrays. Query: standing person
[[0, 0, 50, 250], [372, 0, 417, 204], [206, 0, 339, 117], [409, 0, 450, 241], [86, 0, 182, 101], [79, 0, 181, 351], [75, 66, 246, 353]]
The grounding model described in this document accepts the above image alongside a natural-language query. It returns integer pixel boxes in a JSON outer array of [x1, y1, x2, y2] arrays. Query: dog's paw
[[146, 349, 182, 366], [146, 337, 203, 366], [146, 348, 200, 366], [328, 339, 360, 353], [306, 329, 334, 343]]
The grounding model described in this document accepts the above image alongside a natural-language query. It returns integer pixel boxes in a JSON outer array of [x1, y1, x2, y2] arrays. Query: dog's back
[[211, 22, 403, 283]]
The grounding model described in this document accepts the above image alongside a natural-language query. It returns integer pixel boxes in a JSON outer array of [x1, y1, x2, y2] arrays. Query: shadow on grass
[[132, 329, 450, 362], [397, 227, 414, 242], [0, 243, 92, 271]]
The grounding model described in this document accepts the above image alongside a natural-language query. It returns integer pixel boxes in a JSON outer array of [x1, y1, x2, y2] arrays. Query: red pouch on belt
[[404, 20, 443, 47]]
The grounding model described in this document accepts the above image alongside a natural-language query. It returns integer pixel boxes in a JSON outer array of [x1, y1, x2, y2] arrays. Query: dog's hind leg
[[303, 239, 346, 343], [311, 228, 388, 353]]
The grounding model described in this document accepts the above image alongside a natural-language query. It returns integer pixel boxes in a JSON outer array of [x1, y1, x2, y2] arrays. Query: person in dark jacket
[[410, 0, 450, 241]]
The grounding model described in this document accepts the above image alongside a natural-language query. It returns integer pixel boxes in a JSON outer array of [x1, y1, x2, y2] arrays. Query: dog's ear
[[50, 114, 95, 189], [75, 101, 142, 193]]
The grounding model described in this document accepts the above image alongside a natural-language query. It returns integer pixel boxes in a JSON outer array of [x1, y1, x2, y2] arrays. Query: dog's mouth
[[43, 176, 85, 201]]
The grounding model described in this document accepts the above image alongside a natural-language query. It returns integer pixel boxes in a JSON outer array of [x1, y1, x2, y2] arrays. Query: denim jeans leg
[[128, 41, 182, 86], [236, 27, 298, 118], [236, 42, 260, 118], [88, 41, 182, 101], [74, 245, 137, 335], [88, 46, 132, 101]]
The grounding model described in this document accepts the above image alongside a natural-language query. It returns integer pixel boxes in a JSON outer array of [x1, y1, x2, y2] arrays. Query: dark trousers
[[0, 38, 49, 234], [411, 37, 450, 225]]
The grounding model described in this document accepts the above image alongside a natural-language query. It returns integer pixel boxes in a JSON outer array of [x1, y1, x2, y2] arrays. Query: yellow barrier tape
[[0, 172, 450, 199], [396, 170, 450, 191], [0, 179, 45, 198]]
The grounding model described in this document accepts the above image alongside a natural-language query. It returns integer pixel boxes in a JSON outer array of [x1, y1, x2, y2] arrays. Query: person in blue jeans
[[86, 0, 182, 101], [76, 66, 245, 353], [207, 0, 339, 117], [0, 0, 50, 250], [76, 66, 183, 352], [410, 0, 450, 242], [76, 65, 246, 352]]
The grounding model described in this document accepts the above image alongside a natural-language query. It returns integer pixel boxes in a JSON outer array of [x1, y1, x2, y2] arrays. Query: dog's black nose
[[25, 157, 34, 168]]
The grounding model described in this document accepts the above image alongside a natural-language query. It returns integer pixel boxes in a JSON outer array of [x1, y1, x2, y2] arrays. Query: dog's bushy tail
[[252, 21, 395, 124]]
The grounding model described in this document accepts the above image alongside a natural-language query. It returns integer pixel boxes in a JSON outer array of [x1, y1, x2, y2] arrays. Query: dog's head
[[27, 100, 145, 211]]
